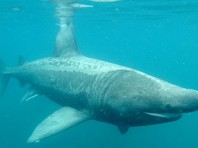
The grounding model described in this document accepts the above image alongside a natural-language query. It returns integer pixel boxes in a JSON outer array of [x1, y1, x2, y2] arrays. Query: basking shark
[[1, 1, 198, 144]]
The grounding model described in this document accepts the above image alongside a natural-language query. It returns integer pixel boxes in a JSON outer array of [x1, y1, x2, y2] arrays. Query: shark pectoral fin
[[27, 107, 90, 143], [20, 88, 40, 103], [144, 112, 182, 119], [118, 126, 129, 134]]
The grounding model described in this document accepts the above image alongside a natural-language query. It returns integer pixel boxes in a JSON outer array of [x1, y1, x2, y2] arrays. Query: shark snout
[[177, 89, 198, 113]]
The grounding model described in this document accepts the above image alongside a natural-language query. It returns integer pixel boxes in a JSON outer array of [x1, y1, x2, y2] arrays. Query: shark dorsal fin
[[54, 23, 80, 57], [18, 56, 26, 66], [53, 1, 93, 57]]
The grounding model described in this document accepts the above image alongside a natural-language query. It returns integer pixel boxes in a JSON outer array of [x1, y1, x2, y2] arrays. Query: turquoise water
[[0, 0, 198, 147]]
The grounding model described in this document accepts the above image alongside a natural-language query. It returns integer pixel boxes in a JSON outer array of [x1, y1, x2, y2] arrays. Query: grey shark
[[1, 3, 198, 144]]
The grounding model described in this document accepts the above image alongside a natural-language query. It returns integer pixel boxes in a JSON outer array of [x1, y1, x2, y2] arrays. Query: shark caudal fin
[[0, 60, 9, 96]]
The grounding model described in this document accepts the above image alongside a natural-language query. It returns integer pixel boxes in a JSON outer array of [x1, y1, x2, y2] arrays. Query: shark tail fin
[[0, 60, 9, 96]]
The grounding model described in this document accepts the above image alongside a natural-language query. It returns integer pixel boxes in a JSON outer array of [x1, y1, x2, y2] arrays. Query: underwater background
[[0, 0, 198, 147]]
